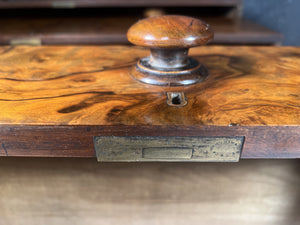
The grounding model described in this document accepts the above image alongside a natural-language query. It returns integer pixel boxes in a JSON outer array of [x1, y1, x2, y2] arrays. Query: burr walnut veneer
[[0, 45, 299, 158]]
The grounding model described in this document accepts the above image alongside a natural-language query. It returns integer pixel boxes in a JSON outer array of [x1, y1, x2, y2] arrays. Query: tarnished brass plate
[[10, 38, 41, 46], [52, 1, 75, 8], [94, 136, 244, 162]]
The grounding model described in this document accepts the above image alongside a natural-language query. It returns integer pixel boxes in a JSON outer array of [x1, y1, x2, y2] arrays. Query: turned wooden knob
[[127, 15, 214, 86], [127, 15, 213, 48]]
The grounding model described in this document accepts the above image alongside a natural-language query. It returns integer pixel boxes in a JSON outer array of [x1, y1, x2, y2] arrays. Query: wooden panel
[[0, 45, 299, 158], [0, 158, 299, 225], [0, 0, 241, 8], [0, 46, 298, 126], [0, 16, 283, 45]]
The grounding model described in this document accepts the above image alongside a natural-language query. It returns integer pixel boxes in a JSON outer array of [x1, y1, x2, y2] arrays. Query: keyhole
[[171, 94, 182, 105], [167, 92, 187, 107]]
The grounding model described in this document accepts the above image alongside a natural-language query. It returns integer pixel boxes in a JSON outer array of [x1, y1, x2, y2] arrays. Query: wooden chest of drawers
[[0, 2, 298, 224]]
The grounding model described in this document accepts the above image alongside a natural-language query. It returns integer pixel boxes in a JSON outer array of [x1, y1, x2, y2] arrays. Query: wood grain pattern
[[0, 45, 299, 158], [0, 158, 299, 225], [0, 16, 282, 45], [127, 15, 214, 48], [0, 45, 298, 126]]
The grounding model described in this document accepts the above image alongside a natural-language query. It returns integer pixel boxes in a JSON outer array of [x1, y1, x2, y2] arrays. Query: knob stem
[[149, 48, 189, 70]]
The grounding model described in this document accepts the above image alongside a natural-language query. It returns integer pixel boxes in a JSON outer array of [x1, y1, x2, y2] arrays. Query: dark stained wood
[[0, 45, 299, 158], [0, 0, 241, 8], [127, 15, 214, 48], [0, 16, 282, 45], [208, 17, 283, 45], [0, 125, 299, 158]]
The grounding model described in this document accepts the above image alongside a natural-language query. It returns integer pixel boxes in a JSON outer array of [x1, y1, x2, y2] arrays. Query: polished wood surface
[[127, 15, 214, 48], [0, 45, 298, 126], [0, 158, 299, 225], [0, 45, 299, 158], [0, 16, 282, 45]]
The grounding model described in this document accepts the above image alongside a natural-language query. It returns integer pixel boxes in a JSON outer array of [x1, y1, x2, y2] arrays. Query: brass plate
[[52, 1, 75, 8], [94, 136, 244, 162], [10, 38, 41, 46]]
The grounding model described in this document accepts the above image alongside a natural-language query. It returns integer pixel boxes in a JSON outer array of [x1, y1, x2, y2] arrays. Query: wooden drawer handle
[[127, 15, 214, 86]]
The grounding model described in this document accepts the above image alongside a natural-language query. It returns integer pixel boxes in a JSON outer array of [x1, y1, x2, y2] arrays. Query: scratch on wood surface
[[2, 143, 8, 156]]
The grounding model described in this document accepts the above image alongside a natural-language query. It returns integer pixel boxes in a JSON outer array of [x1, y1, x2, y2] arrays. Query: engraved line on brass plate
[[93, 136, 244, 162], [142, 147, 193, 159]]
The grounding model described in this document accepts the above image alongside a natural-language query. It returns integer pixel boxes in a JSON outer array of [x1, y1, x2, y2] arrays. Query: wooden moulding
[[0, 0, 241, 8], [0, 46, 299, 158], [0, 17, 283, 45], [0, 125, 299, 159]]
